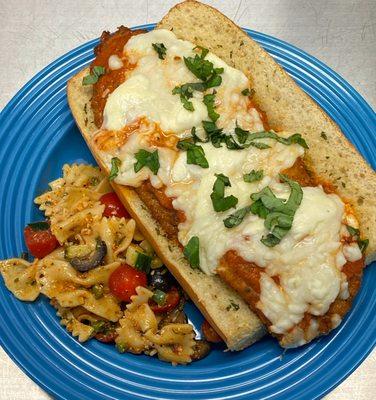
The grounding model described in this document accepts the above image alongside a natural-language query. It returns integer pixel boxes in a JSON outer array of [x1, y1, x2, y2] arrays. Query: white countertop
[[0, 1, 375, 399]]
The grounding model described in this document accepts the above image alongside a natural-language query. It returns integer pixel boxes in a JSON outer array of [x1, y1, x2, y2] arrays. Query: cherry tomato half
[[109, 264, 147, 302], [24, 222, 58, 259], [149, 287, 180, 314], [201, 320, 223, 343], [100, 192, 130, 219]]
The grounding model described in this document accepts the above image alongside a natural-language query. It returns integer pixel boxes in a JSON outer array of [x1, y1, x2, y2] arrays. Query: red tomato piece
[[201, 320, 222, 343], [24, 223, 58, 259], [100, 192, 130, 219], [108, 264, 147, 302], [149, 287, 180, 314], [95, 330, 118, 343]]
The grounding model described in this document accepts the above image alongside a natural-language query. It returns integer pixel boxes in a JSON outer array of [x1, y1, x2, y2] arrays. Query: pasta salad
[[0, 164, 219, 364]]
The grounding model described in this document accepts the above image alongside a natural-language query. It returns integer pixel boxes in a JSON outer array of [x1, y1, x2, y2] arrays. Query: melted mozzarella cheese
[[103, 29, 261, 135], [95, 29, 363, 343]]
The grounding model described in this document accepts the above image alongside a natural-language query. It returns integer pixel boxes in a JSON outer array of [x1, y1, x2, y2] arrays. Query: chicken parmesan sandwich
[[68, 0, 375, 350]]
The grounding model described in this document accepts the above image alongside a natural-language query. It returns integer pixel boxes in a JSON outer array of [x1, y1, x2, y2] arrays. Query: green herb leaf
[[184, 47, 223, 88], [183, 236, 200, 269], [358, 238, 369, 253], [261, 234, 282, 247], [176, 140, 209, 168], [134, 149, 160, 175], [346, 225, 360, 238], [320, 132, 328, 140], [243, 169, 264, 183], [184, 55, 213, 81], [205, 74, 222, 88], [234, 129, 309, 150], [234, 125, 249, 144], [194, 45, 209, 59], [249, 175, 303, 247], [82, 66, 105, 85], [152, 289, 167, 305], [109, 157, 121, 181], [241, 88, 250, 96], [210, 174, 238, 212], [135, 252, 152, 274], [172, 82, 207, 112], [152, 42, 167, 59], [248, 141, 271, 149], [249, 199, 268, 219], [191, 126, 209, 143], [223, 205, 252, 228], [27, 221, 50, 231], [346, 225, 368, 254], [203, 93, 220, 122], [181, 96, 194, 111]]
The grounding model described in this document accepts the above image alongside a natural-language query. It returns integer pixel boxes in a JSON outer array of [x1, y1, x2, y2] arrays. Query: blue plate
[[0, 23, 375, 400]]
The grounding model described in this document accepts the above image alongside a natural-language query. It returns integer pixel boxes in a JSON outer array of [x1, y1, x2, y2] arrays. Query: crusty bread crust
[[67, 68, 266, 351], [158, 0, 376, 264]]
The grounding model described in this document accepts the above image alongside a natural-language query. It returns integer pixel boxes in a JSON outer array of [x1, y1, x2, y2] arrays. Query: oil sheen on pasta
[[92, 29, 363, 346]]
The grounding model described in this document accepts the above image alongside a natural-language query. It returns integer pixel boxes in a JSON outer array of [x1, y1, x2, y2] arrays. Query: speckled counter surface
[[0, 1, 375, 399]]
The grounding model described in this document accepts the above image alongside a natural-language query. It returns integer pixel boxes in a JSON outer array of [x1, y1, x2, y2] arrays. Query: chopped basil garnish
[[243, 170, 264, 183], [184, 47, 223, 87], [172, 82, 206, 112], [82, 66, 105, 85], [203, 92, 220, 122], [152, 289, 167, 305], [223, 205, 252, 228], [346, 225, 360, 237], [234, 128, 308, 150], [234, 124, 249, 144], [210, 174, 238, 212], [346, 225, 368, 254], [320, 132, 328, 140], [191, 126, 209, 143], [241, 88, 251, 96], [199, 123, 307, 152], [109, 157, 121, 181], [250, 174, 303, 247], [134, 149, 160, 175], [27, 221, 49, 231], [358, 239, 369, 254], [152, 42, 167, 60], [174, 46, 223, 112], [183, 236, 200, 269], [193, 45, 209, 59], [135, 252, 152, 274], [176, 140, 209, 168]]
